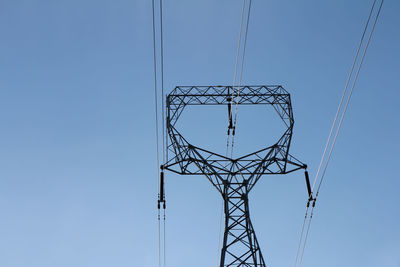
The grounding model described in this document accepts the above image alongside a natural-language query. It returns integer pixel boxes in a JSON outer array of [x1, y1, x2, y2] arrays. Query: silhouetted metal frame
[[164, 85, 307, 267]]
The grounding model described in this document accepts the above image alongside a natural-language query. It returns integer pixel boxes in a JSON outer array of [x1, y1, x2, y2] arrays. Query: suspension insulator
[[305, 170, 312, 200], [160, 171, 165, 203], [227, 101, 233, 130]]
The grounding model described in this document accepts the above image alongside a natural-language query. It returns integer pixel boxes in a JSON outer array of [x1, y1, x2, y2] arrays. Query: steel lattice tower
[[163, 85, 309, 267]]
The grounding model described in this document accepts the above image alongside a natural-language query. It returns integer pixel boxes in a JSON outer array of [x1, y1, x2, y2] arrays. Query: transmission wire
[[151, 0, 162, 266], [230, 0, 247, 111], [315, 0, 384, 198], [163, 208, 166, 267], [159, 0, 167, 266], [231, 0, 252, 159], [160, 0, 166, 165], [311, 0, 377, 193], [152, 0, 167, 266], [298, 204, 314, 267], [294, 2, 378, 266], [295, 1, 384, 266], [231, 0, 252, 196], [227, 0, 248, 192], [294, 205, 309, 267], [226, 0, 246, 159]]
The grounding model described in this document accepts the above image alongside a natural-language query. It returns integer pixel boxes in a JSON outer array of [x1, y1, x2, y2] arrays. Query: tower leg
[[220, 182, 266, 267]]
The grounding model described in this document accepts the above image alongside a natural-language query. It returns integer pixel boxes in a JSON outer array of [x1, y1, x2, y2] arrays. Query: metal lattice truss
[[165, 85, 306, 191], [164, 85, 307, 267]]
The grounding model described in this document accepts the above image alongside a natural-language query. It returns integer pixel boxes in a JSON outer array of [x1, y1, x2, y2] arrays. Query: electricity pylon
[[163, 85, 310, 267]]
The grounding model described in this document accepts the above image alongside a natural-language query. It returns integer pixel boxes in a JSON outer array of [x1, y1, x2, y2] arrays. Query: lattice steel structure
[[163, 85, 308, 267]]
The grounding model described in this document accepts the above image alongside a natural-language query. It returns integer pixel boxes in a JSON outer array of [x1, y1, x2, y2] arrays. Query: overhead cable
[[226, 0, 247, 158], [152, 0, 167, 266], [311, 0, 378, 193], [151, 0, 162, 266], [295, 1, 384, 267], [227, 0, 252, 159], [231, 0, 252, 158]]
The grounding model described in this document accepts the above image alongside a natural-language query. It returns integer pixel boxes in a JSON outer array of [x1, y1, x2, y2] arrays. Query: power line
[[151, 0, 160, 197], [294, 2, 378, 265], [231, 0, 247, 106], [231, 0, 252, 158], [294, 202, 310, 267], [151, 0, 162, 266], [163, 208, 166, 267], [226, 0, 252, 159], [295, 1, 384, 266], [152, 0, 167, 266], [160, 0, 166, 166], [311, 0, 378, 193], [226, 0, 247, 158], [159, 1, 167, 267], [315, 0, 384, 197]]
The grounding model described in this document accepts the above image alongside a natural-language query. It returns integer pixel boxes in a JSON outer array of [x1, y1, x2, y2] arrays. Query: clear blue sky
[[0, 1, 399, 267]]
